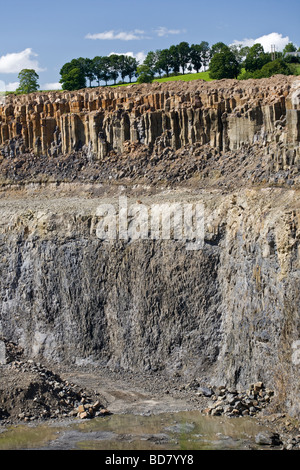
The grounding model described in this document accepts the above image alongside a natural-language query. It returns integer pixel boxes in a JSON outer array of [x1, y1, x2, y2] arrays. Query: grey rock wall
[[0, 188, 299, 416]]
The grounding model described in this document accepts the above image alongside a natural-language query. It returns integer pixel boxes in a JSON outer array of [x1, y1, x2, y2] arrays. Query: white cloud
[[4, 82, 20, 92], [1, 81, 62, 93], [0, 80, 7, 92], [42, 82, 62, 90], [133, 51, 147, 64], [109, 51, 146, 64], [0, 48, 45, 74], [231, 32, 290, 52], [155, 27, 186, 37], [86, 30, 147, 41], [86, 27, 186, 41]]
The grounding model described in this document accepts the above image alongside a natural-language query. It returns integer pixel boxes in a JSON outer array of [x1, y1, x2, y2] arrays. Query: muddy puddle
[[0, 410, 273, 450]]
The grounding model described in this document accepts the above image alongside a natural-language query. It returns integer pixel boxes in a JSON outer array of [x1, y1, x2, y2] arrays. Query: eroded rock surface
[[0, 77, 300, 420], [1, 76, 299, 162]]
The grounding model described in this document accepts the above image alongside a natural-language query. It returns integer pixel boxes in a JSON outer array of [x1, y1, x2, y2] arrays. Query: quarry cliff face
[[1, 76, 299, 161], [0, 76, 300, 417]]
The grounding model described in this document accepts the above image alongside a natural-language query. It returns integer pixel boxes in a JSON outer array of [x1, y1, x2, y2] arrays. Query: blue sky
[[0, 0, 299, 90]]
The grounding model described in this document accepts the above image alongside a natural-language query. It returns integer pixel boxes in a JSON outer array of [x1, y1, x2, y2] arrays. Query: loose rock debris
[[0, 339, 109, 424]]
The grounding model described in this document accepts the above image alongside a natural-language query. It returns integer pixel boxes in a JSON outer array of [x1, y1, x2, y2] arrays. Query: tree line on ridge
[[12, 41, 300, 93]]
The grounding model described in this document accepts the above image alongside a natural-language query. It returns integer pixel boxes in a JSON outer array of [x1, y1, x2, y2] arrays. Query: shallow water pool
[[0, 410, 272, 450]]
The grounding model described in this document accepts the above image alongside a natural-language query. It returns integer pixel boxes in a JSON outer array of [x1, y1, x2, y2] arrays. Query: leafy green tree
[[199, 41, 210, 70], [210, 42, 228, 57], [136, 65, 154, 83], [92, 56, 113, 86], [100, 56, 112, 85], [283, 42, 297, 55], [230, 44, 250, 64], [16, 69, 39, 94], [169, 45, 180, 74], [143, 51, 158, 73], [124, 56, 138, 82], [59, 62, 86, 90], [209, 47, 241, 79], [144, 50, 163, 77], [189, 44, 202, 73], [116, 55, 127, 83], [114, 55, 138, 83], [60, 59, 79, 77], [59, 59, 87, 90], [244, 43, 270, 72], [157, 49, 173, 77], [83, 58, 96, 87], [74, 57, 92, 84], [144, 50, 156, 69], [283, 54, 300, 64], [257, 59, 291, 78], [189, 42, 210, 73], [109, 55, 120, 84], [93, 56, 104, 86], [177, 41, 190, 74], [61, 67, 86, 90], [239, 58, 291, 79], [282, 43, 300, 64]]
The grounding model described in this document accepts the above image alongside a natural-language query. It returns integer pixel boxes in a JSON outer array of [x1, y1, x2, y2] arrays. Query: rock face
[[0, 76, 300, 418], [1, 76, 299, 163], [1, 187, 300, 416]]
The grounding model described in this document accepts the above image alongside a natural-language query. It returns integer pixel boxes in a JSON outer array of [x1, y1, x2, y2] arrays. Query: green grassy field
[[111, 71, 213, 88], [4, 72, 212, 94], [154, 71, 213, 83]]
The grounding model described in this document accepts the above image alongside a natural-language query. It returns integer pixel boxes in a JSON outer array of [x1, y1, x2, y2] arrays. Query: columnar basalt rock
[[1, 77, 299, 162]]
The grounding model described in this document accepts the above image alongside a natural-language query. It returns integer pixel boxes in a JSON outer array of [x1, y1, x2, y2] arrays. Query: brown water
[[0, 411, 271, 450]]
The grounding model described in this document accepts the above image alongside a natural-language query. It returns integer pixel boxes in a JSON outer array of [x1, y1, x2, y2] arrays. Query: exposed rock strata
[[1, 77, 299, 165], [0, 77, 300, 419], [0, 186, 300, 417]]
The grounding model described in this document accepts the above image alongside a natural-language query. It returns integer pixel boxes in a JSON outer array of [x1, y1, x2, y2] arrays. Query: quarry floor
[[1, 359, 300, 452]]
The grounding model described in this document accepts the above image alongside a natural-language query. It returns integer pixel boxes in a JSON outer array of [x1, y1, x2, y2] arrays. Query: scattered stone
[[98, 409, 111, 416], [93, 400, 102, 411], [253, 382, 263, 393], [0, 339, 108, 424], [197, 387, 214, 397], [199, 382, 274, 418], [255, 431, 282, 446]]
